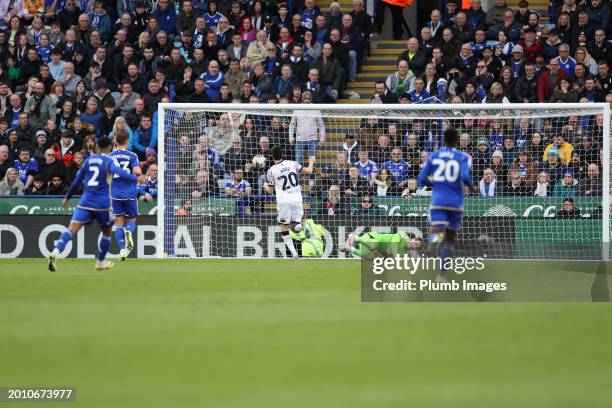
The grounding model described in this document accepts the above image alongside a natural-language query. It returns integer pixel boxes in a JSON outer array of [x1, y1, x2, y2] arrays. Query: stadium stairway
[[337, 39, 405, 104]]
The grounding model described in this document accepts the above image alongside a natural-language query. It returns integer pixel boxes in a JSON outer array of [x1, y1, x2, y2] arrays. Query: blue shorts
[[112, 199, 138, 218], [72, 207, 114, 228], [429, 208, 463, 231]]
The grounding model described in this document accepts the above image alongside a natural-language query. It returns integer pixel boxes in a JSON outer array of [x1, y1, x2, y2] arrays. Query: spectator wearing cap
[[24, 81, 55, 130], [32, 130, 50, 163], [540, 148, 567, 186], [552, 169, 579, 197], [505, 44, 527, 78], [516, 28, 542, 63]]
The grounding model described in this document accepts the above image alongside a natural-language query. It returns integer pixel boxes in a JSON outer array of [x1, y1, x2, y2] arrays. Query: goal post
[[157, 102, 610, 260]]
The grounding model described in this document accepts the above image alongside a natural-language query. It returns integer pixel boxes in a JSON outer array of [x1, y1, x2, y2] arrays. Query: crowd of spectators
[[0, 0, 609, 218]]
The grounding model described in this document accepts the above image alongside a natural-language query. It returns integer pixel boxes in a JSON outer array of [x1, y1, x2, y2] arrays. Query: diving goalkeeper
[[339, 231, 423, 258]]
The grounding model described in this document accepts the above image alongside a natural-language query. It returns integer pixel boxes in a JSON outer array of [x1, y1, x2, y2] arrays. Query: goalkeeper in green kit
[[339, 231, 423, 258]]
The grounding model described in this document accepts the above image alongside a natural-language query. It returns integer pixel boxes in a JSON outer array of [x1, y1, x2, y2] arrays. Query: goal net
[[157, 103, 610, 260]]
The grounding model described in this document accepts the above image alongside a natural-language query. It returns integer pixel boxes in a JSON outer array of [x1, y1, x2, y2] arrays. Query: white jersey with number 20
[[267, 160, 303, 204]]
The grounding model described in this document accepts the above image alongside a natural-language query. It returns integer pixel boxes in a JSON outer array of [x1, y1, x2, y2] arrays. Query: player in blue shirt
[[110, 131, 142, 261], [48, 137, 141, 272], [418, 128, 477, 281]]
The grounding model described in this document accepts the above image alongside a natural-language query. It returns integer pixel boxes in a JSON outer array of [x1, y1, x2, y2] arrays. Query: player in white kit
[[264, 145, 316, 259]]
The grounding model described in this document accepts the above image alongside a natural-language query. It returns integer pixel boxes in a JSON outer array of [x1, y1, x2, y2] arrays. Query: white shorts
[[277, 202, 304, 225]]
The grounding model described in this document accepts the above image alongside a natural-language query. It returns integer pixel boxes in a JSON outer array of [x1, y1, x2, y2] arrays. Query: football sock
[[115, 227, 126, 250], [98, 236, 112, 262], [438, 243, 455, 276], [125, 220, 136, 235], [349, 245, 361, 257], [55, 230, 73, 252], [282, 231, 298, 258]]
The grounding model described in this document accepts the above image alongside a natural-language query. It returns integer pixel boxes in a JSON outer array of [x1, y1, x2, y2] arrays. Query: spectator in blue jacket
[[153, 0, 177, 38], [88, 1, 112, 43], [273, 64, 296, 99], [132, 113, 158, 160], [200, 60, 224, 102]]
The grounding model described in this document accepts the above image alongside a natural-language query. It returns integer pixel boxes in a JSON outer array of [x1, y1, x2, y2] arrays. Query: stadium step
[[362, 65, 396, 72], [371, 48, 404, 55], [347, 81, 375, 89], [372, 40, 407, 50]]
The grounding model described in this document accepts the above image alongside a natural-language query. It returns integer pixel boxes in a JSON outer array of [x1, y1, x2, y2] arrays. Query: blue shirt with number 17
[[418, 147, 473, 210]]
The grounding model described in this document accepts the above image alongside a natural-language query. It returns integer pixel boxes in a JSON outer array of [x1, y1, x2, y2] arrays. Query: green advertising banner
[[175, 198, 236, 216], [0, 196, 601, 218], [368, 197, 602, 218], [0, 197, 238, 216], [0, 198, 158, 215]]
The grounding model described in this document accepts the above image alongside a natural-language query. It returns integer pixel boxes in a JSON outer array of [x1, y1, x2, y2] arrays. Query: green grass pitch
[[1, 259, 612, 407]]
